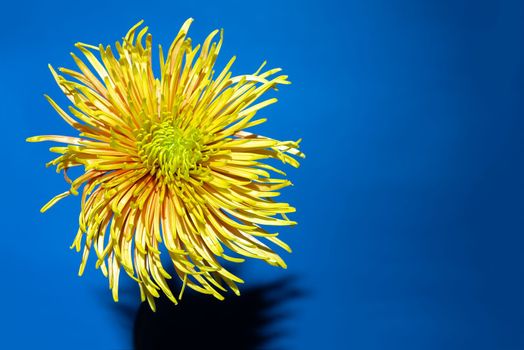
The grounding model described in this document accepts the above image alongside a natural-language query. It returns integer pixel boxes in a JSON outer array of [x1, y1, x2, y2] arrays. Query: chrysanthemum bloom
[[27, 19, 304, 310]]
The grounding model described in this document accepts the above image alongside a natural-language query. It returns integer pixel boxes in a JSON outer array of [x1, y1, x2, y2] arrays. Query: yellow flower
[[27, 19, 304, 311]]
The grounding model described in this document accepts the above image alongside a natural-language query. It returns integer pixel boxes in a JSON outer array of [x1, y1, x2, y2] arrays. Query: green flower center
[[137, 121, 203, 181]]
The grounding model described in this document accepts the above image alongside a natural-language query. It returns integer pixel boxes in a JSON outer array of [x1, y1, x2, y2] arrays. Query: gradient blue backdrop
[[1, 0, 523, 349]]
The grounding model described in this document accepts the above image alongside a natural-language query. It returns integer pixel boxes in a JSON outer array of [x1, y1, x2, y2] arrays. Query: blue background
[[2, 0, 523, 349]]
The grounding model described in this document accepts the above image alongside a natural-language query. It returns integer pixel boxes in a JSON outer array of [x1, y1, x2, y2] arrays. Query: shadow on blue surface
[[130, 275, 304, 350]]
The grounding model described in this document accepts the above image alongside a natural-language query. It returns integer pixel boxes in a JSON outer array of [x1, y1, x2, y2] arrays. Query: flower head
[[27, 19, 304, 310]]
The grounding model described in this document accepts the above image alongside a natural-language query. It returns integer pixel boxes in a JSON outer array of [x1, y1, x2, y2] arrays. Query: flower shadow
[[133, 274, 304, 350]]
